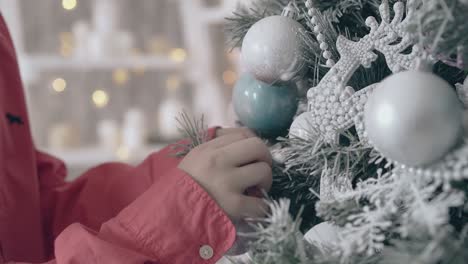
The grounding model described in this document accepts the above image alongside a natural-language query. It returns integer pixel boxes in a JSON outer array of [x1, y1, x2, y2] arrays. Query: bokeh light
[[222, 70, 238, 86], [52, 78, 67, 93], [116, 145, 130, 161], [112, 69, 130, 86], [147, 37, 169, 55], [59, 32, 73, 42], [59, 32, 74, 57], [169, 48, 187, 62], [92, 90, 109, 108], [62, 0, 77, 10], [60, 45, 73, 57]]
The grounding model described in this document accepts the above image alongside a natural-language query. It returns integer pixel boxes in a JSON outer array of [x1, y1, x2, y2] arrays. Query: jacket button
[[199, 245, 214, 260]]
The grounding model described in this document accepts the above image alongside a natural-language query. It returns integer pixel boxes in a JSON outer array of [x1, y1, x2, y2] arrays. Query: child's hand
[[215, 127, 256, 138], [178, 129, 272, 221]]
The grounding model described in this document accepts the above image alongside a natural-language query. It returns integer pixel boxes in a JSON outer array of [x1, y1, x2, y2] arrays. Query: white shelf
[[20, 55, 185, 71]]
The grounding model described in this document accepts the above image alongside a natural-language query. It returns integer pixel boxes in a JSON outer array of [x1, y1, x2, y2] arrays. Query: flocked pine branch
[[398, 176, 465, 237], [316, 170, 400, 258], [242, 199, 311, 264], [409, 0, 468, 69], [269, 129, 377, 231], [243, 198, 381, 264], [276, 131, 373, 177], [269, 160, 322, 231], [315, 163, 467, 262], [380, 225, 468, 264]]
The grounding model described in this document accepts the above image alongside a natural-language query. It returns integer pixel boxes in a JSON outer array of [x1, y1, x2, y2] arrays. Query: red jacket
[[0, 15, 235, 263]]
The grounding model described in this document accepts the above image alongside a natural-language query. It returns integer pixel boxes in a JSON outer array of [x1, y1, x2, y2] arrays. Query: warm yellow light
[[92, 90, 109, 108], [148, 37, 169, 55], [166, 75, 182, 92], [169, 48, 187, 62], [60, 32, 73, 42], [62, 0, 77, 10], [60, 43, 73, 57], [116, 145, 130, 161], [52, 78, 67, 92], [222, 70, 238, 85], [113, 69, 129, 86], [59, 32, 74, 57]]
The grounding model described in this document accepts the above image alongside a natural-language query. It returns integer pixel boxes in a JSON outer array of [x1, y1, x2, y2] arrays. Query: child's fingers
[[245, 186, 264, 198], [233, 162, 272, 192], [237, 196, 269, 219], [216, 127, 256, 138], [220, 137, 272, 166], [203, 131, 254, 150]]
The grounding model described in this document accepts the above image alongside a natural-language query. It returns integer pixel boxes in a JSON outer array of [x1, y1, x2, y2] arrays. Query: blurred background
[[0, 0, 247, 178]]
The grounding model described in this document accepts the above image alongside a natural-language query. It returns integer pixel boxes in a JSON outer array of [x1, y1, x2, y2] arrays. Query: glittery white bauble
[[364, 71, 463, 166], [304, 222, 340, 248], [289, 112, 317, 141], [241, 15, 306, 83]]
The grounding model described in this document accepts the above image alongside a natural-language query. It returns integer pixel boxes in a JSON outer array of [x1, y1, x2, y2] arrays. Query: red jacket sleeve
[[28, 128, 236, 263]]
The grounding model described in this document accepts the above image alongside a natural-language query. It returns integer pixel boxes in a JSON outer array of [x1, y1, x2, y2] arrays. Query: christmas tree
[[220, 0, 468, 263]]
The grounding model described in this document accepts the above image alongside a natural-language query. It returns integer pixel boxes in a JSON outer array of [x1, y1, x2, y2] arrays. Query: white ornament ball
[[241, 15, 306, 83], [364, 71, 463, 166], [304, 222, 340, 248], [289, 112, 317, 141]]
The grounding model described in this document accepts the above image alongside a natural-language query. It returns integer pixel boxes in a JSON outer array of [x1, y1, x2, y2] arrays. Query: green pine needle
[[173, 110, 208, 157]]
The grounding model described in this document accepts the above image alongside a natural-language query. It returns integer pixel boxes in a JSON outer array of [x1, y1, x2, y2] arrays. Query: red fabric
[[0, 14, 235, 264]]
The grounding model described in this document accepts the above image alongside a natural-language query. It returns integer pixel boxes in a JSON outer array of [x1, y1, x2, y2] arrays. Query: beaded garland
[[305, 0, 336, 67]]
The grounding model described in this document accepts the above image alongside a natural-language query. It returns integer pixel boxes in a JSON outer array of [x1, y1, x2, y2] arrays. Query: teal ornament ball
[[233, 74, 298, 137]]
